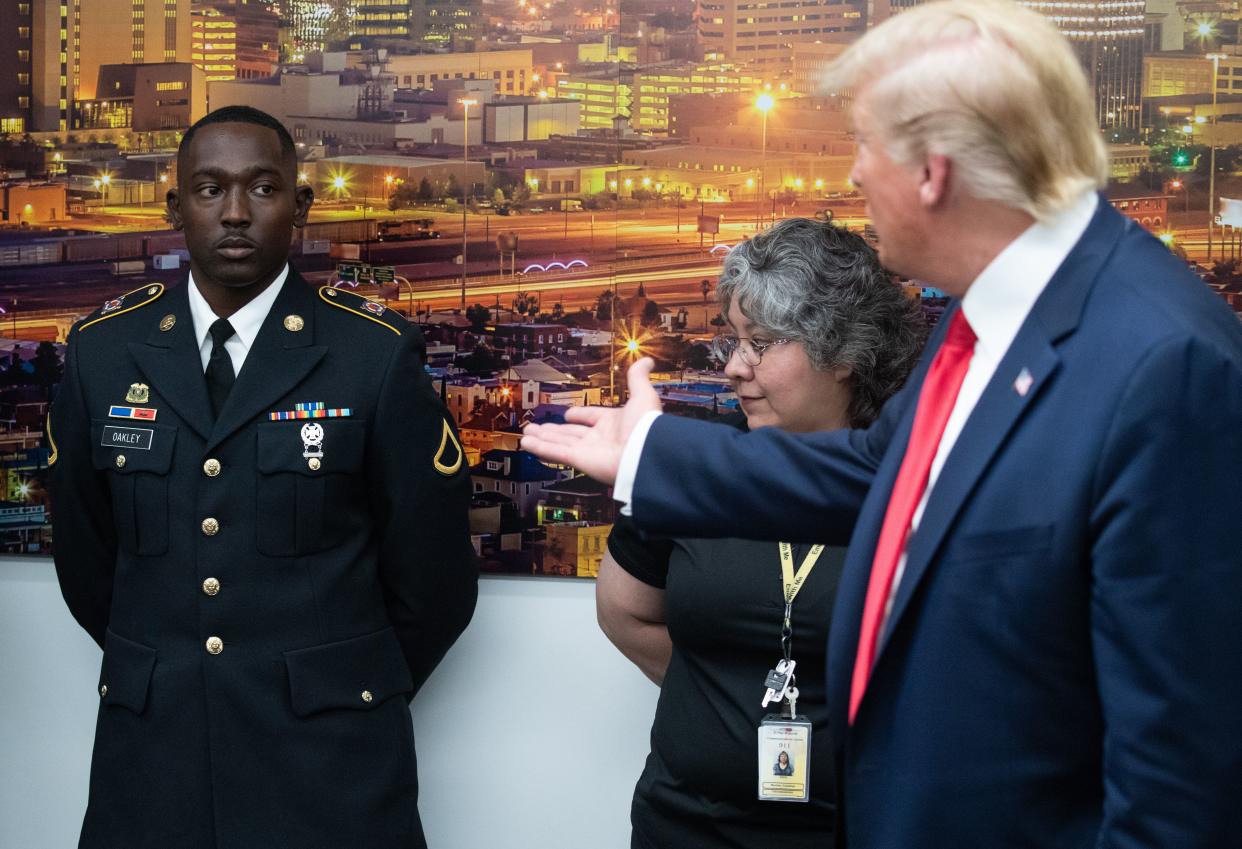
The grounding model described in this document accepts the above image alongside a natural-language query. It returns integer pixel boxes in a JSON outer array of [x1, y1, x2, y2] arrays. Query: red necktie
[[848, 310, 976, 724]]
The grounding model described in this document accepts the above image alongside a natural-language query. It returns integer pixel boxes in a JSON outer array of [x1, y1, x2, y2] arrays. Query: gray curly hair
[[717, 218, 925, 427]]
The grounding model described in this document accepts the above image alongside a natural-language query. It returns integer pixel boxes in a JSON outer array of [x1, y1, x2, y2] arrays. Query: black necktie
[[205, 318, 236, 418]]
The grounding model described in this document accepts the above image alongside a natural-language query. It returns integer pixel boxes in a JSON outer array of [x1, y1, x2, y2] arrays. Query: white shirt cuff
[[613, 410, 663, 516]]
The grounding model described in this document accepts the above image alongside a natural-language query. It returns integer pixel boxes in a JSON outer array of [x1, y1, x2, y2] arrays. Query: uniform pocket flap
[[90, 420, 177, 474], [99, 629, 157, 715], [256, 419, 366, 476], [284, 627, 413, 718]]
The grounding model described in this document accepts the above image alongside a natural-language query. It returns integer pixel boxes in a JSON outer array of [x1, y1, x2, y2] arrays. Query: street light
[[1207, 53, 1225, 262], [458, 97, 478, 311], [755, 93, 774, 230], [100, 173, 111, 208], [1170, 178, 1189, 214]]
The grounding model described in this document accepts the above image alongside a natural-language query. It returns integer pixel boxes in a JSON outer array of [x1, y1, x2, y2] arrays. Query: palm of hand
[[520, 358, 661, 484]]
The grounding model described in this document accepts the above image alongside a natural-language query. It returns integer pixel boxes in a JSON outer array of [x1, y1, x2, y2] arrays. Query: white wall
[[0, 558, 658, 849]]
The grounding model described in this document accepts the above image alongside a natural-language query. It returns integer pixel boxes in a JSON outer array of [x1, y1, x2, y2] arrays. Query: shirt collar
[[960, 192, 1098, 362], [187, 264, 290, 353]]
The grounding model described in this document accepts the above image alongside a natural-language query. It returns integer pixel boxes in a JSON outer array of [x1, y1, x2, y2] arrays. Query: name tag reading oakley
[[101, 425, 154, 451]]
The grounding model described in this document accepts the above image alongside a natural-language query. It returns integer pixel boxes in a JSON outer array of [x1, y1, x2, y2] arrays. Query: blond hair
[[828, 0, 1107, 219]]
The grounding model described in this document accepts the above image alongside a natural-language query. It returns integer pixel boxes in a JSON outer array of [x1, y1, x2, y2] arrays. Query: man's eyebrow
[[190, 165, 285, 180]]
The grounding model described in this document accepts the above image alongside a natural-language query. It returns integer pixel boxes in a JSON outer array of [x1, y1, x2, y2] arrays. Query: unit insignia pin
[[159, 314, 176, 332], [101, 298, 123, 314], [125, 383, 150, 404]]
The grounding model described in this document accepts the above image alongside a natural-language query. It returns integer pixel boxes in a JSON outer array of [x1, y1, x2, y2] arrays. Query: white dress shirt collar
[[959, 191, 1098, 361], [187, 264, 289, 373]]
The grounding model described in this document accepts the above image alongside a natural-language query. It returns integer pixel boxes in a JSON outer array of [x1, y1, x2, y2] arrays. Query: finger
[[564, 405, 607, 426], [627, 357, 660, 406], [519, 434, 577, 467], [523, 422, 595, 446]]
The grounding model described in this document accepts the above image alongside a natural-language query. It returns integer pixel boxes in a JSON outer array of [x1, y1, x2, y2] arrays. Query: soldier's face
[[167, 122, 313, 292]]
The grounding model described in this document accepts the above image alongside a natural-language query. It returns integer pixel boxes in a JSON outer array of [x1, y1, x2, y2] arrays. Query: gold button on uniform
[[307, 457, 321, 471], [283, 314, 304, 332], [159, 314, 176, 332], [205, 636, 223, 655], [201, 517, 220, 536], [361, 690, 374, 703], [115, 454, 126, 469], [99, 684, 108, 697], [202, 577, 221, 596], [203, 458, 221, 477]]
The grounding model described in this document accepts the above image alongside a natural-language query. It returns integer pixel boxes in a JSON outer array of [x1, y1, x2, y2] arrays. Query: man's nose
[[221, 187, 250, 227]]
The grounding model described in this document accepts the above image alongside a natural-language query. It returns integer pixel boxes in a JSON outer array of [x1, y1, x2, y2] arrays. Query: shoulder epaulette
[[79, 283, 166, 332], [318, 286, 408, 336]]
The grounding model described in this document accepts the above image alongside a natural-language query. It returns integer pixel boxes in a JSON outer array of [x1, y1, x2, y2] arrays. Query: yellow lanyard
[[779, 542, 825, 606]]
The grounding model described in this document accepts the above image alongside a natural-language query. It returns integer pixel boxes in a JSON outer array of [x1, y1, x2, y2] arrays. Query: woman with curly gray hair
[[597, 217, 924, 849], [714, 217, 925, 430]]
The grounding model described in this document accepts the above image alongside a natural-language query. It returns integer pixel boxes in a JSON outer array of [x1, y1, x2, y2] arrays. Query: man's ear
[[293, 185, 314, 228], [165, 187, 183, 231], [919, 153, 951, 208]]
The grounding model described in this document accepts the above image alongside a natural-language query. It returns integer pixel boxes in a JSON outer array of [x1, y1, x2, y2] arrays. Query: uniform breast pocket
[[91, 420, 177, 556], [255, 419, 367, 557]]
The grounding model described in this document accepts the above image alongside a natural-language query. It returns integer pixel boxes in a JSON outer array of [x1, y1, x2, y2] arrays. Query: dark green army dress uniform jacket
[[48, 270, 478, 849]]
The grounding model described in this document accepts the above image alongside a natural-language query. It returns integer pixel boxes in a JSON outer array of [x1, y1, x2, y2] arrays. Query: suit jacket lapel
[[127, 282, 214, 442], [206, 271, 327, 453], [848, 198, 1130, 719], [825, 309, 954, 739]]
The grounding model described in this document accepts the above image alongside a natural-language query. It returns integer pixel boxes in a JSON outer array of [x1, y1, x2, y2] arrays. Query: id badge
[[757, 714, 811, 802]]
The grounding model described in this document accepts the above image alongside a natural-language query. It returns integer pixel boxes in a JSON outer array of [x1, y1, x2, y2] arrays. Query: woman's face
[[723, 303, 852, 433], [778, 752, 789, 766]]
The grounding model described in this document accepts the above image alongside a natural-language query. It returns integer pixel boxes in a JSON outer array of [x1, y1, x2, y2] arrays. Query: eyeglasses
[[709, 334, 792, 367]]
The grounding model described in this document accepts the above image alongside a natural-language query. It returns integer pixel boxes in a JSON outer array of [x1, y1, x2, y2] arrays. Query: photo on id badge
[[758, 717, 811, 802]]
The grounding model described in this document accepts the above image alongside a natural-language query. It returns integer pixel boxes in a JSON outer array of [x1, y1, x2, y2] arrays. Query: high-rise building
[[0, 0, 35, 133], [696, 0, 867, 69], [282, 0, 340, 56], [1028, 0, 1145, 131], [281, 1, 481, 55], [353, 0, 411, 37], [75, 0, 192, 97], [884, 0, 1145, 131], [0, 0, 190, 133], [192, 1, 280, 82], [631, 64, 764, 134], [410, 0, 481, 48], [555, 72, 632, 131]]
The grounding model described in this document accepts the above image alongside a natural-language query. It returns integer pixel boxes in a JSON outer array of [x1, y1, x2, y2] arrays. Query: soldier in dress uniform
[[47, 105, 477, 848]]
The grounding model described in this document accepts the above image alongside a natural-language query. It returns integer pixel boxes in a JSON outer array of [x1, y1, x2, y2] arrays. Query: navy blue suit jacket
[[631, 201, 1242, 848]]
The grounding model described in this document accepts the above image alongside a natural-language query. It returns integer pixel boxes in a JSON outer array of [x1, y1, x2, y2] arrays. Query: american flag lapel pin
[[1013, 367, 1034, 397]]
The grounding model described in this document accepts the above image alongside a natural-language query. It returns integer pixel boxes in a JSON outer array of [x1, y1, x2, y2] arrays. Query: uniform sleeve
[[1089, 333, 1242, 846], [606, 513, 673, 589], [369, 327, 478, 695], [48, 327, 117, 648]]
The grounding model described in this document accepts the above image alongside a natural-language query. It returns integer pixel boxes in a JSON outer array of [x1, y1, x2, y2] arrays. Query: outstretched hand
[[521, 357, 661, 485]]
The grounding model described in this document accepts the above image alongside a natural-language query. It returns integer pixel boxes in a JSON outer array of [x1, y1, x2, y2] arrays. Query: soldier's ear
[[293, 185, 314, 229], [166, 187, 183, 231]]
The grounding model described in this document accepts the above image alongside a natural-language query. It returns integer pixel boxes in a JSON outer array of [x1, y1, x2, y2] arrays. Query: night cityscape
[[1, 0, 1240, 567]]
